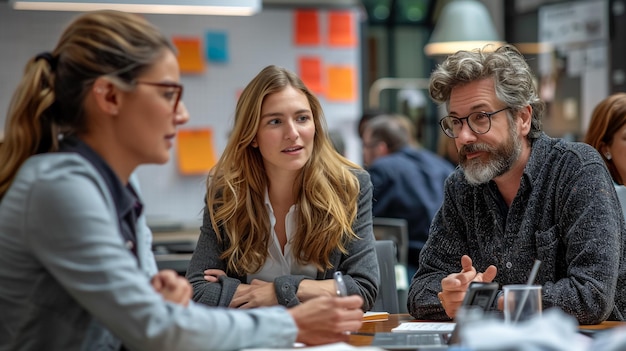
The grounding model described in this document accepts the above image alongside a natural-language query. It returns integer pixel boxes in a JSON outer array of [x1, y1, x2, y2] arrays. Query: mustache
[[459, 143, 494, 157]]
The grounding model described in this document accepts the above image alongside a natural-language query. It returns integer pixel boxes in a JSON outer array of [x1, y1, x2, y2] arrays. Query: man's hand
[[289, 295, 364, 346], [438, 255, 497, 318], [151, 269, 192, 307]]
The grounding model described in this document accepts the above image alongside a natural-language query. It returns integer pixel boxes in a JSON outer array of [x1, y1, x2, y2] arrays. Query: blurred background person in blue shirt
[[361, 113, 454, 278]]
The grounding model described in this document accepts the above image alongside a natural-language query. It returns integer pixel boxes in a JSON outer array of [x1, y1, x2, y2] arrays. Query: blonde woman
[[186, 65, 379, 310]]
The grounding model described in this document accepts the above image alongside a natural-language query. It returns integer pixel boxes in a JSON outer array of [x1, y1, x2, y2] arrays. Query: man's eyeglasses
[[135, 81, 184, 114], [439, 107, 511, 138]]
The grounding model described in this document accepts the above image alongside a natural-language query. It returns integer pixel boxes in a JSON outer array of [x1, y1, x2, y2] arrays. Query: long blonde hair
[[0, 10, 174, 199], [207, 65, 361, 275]]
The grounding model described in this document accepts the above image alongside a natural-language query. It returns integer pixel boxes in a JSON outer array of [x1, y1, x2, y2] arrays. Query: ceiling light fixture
[[10, 0, 262, 16], [424, 0, 504, 56]]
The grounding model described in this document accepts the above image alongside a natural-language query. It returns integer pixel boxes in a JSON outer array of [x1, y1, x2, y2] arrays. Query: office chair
[[155, 253, 193, 276], [151, 230, 198, 276], [372, 217, 409, 313], [372, 217, 409, 267], [372, 240, 400, 313]]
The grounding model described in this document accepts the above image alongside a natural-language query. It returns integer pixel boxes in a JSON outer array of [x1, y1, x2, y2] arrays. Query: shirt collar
[[521, 133, 550, 186], [58, 136, 141, 221], [263, 188, 298, 213]]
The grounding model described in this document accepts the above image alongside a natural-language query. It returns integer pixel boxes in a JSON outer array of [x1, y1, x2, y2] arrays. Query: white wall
[[0, 4, 362, 228]]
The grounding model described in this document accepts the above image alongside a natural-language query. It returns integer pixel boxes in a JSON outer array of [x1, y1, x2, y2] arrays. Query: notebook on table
[[371, 282, 499, 350]]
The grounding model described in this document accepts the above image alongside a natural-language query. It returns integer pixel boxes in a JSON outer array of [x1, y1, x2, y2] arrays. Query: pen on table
[[334, 271, 348, 297], [333, 272, 376, 337]]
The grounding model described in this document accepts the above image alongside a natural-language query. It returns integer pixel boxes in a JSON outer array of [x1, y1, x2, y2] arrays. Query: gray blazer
[[0, 153, 299, 351], [187, 169, 379, 310]]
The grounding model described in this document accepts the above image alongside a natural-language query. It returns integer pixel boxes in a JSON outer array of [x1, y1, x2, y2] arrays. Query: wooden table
[[348, 314, 626, 346], [349, 314, 414, 346]]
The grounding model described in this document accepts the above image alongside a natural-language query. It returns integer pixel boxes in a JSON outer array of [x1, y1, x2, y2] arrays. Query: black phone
[[448, 281, 500, 345], [461, 281, 499, 310]]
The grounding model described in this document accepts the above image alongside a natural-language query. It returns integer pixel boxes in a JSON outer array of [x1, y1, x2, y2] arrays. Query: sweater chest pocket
[[534, 227, 559, 276]]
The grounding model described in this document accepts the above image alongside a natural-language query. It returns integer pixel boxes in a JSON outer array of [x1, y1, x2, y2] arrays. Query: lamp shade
[[424, 0, 503, 56], [10, 0, 262, 16]]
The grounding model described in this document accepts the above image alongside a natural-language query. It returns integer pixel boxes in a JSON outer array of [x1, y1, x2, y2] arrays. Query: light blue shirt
[[0, 153, 298, 351]]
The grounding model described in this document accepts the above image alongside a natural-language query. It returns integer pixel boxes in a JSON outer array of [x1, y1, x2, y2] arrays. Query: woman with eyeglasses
[[0, 10, 364, 351]]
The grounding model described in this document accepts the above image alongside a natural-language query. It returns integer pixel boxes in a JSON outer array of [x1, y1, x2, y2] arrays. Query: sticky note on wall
[[176, 128, 217, 175], [327, 65, 356, 102], [328, 11, 357, 47], [294, 9, 321, 46], [172, 36, 205, 74], [206, 31, 229, 63], [298, 56, 324, 95]]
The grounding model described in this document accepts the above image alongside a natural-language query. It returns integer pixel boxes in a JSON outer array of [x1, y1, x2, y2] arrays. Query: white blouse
[[247, 191, 318, 283]]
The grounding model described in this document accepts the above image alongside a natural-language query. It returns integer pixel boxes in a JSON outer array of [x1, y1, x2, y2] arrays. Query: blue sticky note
[[205, 31, 228, 63]]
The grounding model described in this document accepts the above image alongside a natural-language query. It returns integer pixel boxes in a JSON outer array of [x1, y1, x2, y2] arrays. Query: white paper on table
[[391, 322, 456, 333]]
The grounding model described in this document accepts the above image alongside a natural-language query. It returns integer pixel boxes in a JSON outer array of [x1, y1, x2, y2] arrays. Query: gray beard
[[460, 129, 522, 185]]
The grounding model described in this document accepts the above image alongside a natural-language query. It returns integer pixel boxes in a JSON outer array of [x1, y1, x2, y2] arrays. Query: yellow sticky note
[[327, 65, 356, 102], [172, 36, 205, 74], [176, 128, 216, 175]]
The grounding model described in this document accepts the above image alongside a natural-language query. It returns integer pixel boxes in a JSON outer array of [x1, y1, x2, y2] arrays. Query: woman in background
[[585, 92, 626, 219], [0, 11, 364, 350], [186, 65, 379, 310]]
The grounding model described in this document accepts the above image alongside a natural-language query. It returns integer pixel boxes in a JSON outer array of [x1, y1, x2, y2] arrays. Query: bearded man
[[407, 45, 626, 325]]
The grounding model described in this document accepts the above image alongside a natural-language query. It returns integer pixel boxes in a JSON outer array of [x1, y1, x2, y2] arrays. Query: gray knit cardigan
[[408, 133, 626, 324]]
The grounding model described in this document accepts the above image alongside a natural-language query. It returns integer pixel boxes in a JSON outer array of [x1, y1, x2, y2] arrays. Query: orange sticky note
[[328, 11, 357, 47], [172, 36, 205, 74], [326, 65, 356, 102], [294, 9, 320, 46], [298, 56, 323, 95], [176, 128, 216, 175]]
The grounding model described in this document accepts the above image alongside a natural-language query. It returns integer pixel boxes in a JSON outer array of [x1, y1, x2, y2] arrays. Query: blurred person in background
[[362, 114, 454, 278], [585, 92, 626, 220]]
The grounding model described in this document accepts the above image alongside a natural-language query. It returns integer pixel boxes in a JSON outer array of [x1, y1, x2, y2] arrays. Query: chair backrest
[[151, 230, 198, 276], [372, 240, 399, 313], [372, 217, 409, 267], [155, 253, 192, 276]]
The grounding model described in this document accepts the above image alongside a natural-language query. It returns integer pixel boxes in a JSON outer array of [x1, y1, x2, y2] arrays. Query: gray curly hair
[[429, 44, 544, 139]]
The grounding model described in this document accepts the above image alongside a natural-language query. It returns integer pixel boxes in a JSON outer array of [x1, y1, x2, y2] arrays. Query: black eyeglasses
[[135, 81, 184, 113], [439, 107, 511, 138]]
